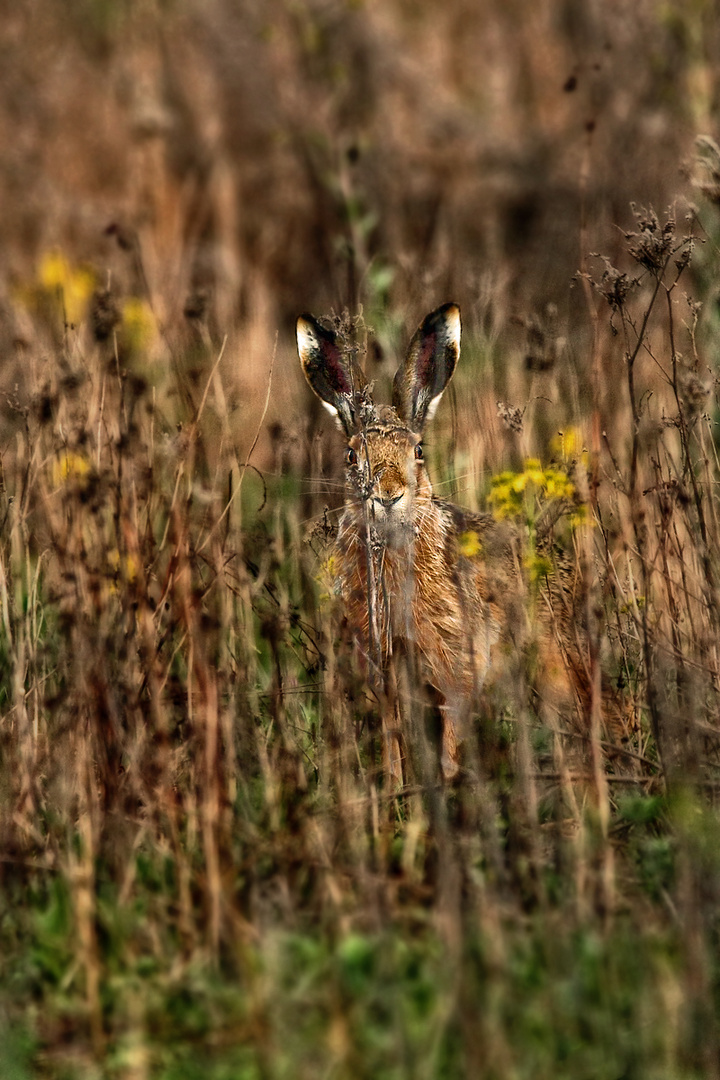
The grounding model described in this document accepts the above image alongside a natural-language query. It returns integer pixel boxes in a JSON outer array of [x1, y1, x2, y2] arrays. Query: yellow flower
[[542, 468, 575, 500], [52, 451, 91, 488], [550, 427, 584, 460], [458, 531, 483, 558], [524, 552, 553, 583], [489, 461, 579, 524], [488, 471, 525, 518], [38, 250, 95, 324], [120, 297, 157, 353], [38, 251, 70, 292], [569, 506, 590, 529], [523, 458, 544, 488], [108, 549, 139, 583]]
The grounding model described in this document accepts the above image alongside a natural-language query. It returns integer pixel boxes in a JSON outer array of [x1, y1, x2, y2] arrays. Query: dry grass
[[2, 2, 720, 1077], [2, 197, 720, 1078]]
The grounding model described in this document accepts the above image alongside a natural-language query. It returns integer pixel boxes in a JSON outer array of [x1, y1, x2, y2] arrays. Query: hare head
[[297, 304, 461, 548]]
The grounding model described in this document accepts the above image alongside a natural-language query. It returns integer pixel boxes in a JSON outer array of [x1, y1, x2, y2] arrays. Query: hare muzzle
[[366, 444, 426, 544]]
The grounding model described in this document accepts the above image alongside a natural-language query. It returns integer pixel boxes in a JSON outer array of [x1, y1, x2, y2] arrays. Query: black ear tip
[[438, 302, 461, 324], [423, 303, 461, 333], [296, 314, 338, 349], [422, 304, 461, 348]]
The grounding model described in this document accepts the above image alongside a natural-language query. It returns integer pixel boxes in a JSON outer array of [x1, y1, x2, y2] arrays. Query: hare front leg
[[379, 658, 405, 790], [440, 707, 460, 781], [381, 696, 404, 790]]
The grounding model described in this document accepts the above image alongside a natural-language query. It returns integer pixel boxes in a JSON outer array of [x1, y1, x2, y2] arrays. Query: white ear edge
[[321, 399, 346, 430], [296, 318, 318, 357], [424, 391, 445, 425], [444, 305, 461, 354], [423, 305, 460, 424]]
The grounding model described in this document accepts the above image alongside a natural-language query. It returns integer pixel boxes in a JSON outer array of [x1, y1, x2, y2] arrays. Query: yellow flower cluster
[[108, 549, 140, 584], [120, 296, 157, 353], [37, 250, 96, 325], [489, 459, 575, 520], [16, 250, 157, 353], [458, 530, 483, 558], [51, 451, 91, 488]]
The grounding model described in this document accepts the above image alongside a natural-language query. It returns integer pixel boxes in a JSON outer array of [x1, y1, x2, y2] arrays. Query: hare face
[[345, 423, 431, 546], [297, 306, 459, 547], [297, 303, 460, 554]]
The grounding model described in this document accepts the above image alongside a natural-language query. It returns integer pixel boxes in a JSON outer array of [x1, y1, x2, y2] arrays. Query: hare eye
[[414, 444, 424, 461], [346, 448, 358, 466]]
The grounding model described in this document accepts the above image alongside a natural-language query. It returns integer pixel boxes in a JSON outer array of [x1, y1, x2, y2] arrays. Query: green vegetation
[[1, 204, 720, 1078], [2, 2, 720, 1075]]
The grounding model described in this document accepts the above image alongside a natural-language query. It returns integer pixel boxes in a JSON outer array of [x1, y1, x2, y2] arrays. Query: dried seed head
[[91, 287, 120, 342], [624, 205, 675, 271], [592, 256, 635, 311], [693, 135, 720, 205], [496, 400, 524, 433], [677, 364, 710, 417]]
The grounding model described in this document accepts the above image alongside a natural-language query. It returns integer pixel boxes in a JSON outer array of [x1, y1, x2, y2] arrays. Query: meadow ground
[[3, 3, 720, 1077], [3, 205, 720, 1078]]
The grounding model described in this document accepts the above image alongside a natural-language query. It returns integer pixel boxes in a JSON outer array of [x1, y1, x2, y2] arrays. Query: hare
[[297, 303, 528, 783]]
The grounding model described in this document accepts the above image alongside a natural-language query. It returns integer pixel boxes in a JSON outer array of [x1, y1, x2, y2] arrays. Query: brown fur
[[297, 305, 633, 787], [298, 308, 632, 784], [298, 304, 535, 781]]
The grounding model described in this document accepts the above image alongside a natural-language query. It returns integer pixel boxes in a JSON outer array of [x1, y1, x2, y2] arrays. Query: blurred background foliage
[[2, 0, 718, 325], [3, 1, 720, 1077], [3, 0, 720, 468]]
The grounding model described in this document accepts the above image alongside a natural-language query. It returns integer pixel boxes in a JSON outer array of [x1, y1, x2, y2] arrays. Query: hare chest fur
[[336, 426, 502, 694], [297, 304, 516, 777]]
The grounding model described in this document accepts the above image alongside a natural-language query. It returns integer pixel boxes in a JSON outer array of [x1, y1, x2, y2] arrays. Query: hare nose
[[374, 492, 403, 509]]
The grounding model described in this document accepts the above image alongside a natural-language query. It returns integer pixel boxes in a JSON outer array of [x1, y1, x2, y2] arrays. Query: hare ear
[[296, 315, 365, 436], [393, 303, 461, 432]]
